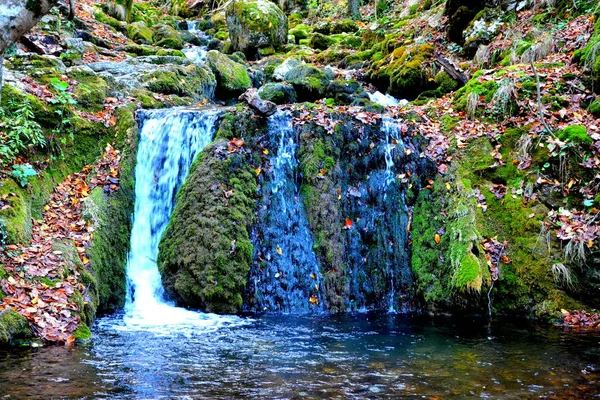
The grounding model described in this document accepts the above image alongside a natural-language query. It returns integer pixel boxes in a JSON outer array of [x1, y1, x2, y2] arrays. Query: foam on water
[[368, 91, 409, 107]]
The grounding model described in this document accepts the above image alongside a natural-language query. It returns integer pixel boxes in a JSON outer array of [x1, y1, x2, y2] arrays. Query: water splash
[[368, 91, 409, 107], [124, 108, 243, 331], [246, 110, 324, 313]]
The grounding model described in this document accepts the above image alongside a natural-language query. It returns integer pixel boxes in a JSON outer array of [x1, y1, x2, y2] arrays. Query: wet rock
[[0, 309, 32, 346], [239, 88, 277, 115]]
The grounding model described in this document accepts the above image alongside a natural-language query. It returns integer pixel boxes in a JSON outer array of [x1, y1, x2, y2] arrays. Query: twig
[[530, 60, 555, 138]]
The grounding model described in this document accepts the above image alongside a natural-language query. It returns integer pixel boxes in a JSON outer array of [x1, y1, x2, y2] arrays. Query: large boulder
[[206, 50, 252, 97], [226, 0, 288, 57]]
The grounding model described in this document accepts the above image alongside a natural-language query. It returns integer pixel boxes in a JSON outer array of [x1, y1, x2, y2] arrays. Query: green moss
[[143, 65, 216, 99], [369, 44, 436, 99], [127, 21, 154, 45], [72, 324, 91, 341], [0, 309, 32, 345], [590, 99, 600, 117], [67, 68, 108, 111], [206, 50, 252, 97], [558, 125, 592, 145], [152, 24, 184, 49], [83, 106, 138, 313], [158, 115, 260, 314]]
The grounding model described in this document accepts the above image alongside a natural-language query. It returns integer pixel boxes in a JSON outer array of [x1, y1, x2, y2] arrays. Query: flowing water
[[0, 314, 598, 399], [124, 108, 242, 331], [246, 110, 324, 313], [182, 22, 209, 65]]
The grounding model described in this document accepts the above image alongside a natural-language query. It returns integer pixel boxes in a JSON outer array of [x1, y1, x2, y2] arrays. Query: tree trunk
[[348, 0, 359, 18], [0, 54, 4, 106], [0, 0, 61, 54], [124, 0, 134, 22]]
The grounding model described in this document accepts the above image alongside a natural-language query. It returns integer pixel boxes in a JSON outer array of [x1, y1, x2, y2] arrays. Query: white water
[[183, 21, 208, 65], [369, 91, 409, 107], [123, 108, 243, 332]]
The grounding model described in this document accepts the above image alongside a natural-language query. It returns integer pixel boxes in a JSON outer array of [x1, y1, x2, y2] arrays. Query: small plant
[[48, 77, 77, 154], [551, 263, 573, 287], [0, 99, 45, 166], [11, 163, 38, 187]]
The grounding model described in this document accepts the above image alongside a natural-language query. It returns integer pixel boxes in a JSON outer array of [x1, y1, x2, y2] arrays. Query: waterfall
[[124, 108, 240, 330], [246, 110, 324, 313]]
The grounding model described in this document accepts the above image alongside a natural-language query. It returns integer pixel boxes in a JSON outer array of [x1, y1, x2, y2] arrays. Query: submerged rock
[[226, 0, 288, 57]]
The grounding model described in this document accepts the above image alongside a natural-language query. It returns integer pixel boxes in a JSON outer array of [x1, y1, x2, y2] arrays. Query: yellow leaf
[[434, 233, 441, 244], [310, 273, 315, 279], [588, 239, 594, 248], [255, 167, 262, 176], [263, 148, 269, 155], [446, 182, 451, 191], [276, 246, 283, 255], [315, 284, 319, 291]]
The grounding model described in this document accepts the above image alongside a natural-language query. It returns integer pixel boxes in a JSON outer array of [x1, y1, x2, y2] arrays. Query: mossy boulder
[[67, 66, 108, 111], [368, 44, 436, 99], [142, 64, 217, 99], [152, 24, 184, 50], [330, 19, 359, 34], [127, 21, 154, 45], [158, 140, 258, 314], [0, 309, 32, 346], [206, 50, 252, 97], [258, 82, 297, 104], [273, 58, 330, 101], [590, 99, 600, 117], [226, 0, 288, 57], [309, 33, 335, 50]]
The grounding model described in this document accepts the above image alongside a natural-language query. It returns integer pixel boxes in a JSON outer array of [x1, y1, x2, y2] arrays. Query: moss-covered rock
[[152, 24, 184, 49], [257, 82, 297, 104], [0, 309, 32, 346], [158, 138, 258, 314], [127, 21, 154, 45], [142, 64, 217, 99], [226, 0, 288, 56], [67, 66, 108, 111], [309, 32, 335, 50], [206, 50, 252, 97], [273, 58, 330, 101], [368, 44, 436, 99], [330, 19, 359, 34]]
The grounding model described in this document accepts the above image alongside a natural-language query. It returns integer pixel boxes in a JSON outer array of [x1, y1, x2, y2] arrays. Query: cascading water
[[124, 108, 241, 330], [246, 110, 324, 313], [183, 21, 208, 65]]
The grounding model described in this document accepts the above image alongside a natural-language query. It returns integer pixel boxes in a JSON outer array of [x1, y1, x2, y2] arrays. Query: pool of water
[[0, 313, 598, 399]]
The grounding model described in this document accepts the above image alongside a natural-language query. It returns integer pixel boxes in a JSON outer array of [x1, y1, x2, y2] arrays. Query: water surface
[[1, 314, 598, 399]]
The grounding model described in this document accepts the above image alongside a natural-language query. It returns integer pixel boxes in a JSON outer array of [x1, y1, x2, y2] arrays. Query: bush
[[0, 99, 45, 166]]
